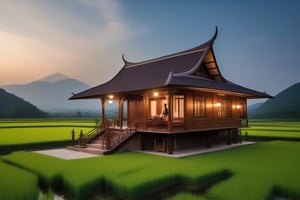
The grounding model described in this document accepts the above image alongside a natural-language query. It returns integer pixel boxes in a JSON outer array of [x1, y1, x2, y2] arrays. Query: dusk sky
[[0, 0, 299, 101]]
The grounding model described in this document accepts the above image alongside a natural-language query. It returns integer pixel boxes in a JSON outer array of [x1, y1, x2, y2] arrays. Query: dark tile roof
[[169, 75, 272, 98], [70, 28, 271, 100], [70, 48, 206, 99]]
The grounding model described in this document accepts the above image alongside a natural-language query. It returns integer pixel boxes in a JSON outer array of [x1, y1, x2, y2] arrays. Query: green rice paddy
[[0, 119, 95, 153], [0, 119, 300, 200], [0, 161, 39, 200], [242, 120, 300, 140]]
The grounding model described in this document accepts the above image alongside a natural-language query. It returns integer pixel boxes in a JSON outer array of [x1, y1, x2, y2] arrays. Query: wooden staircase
[[68, 128, 136, 155]]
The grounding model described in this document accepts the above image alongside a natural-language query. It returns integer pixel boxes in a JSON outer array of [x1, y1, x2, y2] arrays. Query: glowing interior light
[[237, 105, 241, 109], [108, 100, 113, 104], [109, 95, 114, 99], [215, 102, 221, 107], [154, 92, 159, 97]]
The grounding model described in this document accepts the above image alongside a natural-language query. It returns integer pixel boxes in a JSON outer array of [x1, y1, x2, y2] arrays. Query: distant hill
[[37, 72, 70, 83], [247, 102, 264, 113], [249, 82, 300, 119], [3, 73, 100, 113], [0, 88, 46, 118]]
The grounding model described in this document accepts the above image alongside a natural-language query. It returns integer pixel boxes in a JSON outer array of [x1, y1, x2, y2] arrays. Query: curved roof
[[70, 28, 271, 100]]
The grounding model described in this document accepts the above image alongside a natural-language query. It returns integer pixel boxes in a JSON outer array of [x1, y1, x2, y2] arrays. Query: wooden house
[[69, 28, 271, 155]]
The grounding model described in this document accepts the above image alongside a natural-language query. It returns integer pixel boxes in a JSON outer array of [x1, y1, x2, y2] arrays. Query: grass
[[242, 120, 300, 140], [201, 141, 300, 200], [168, 193, 206, 200], [2, 141, 300, 200], [0, 119, 300, 199], [0, 118, 96, 128], [0, 127, 92, 145], [0, 119, 96, 153], [0, 161, 39, 200]]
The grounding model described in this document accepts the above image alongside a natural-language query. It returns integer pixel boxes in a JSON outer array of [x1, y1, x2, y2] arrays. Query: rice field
[[1, 140, 300, 200], [0, 119, 299, 200], [0, 161, 39, 200], [242, 120, 300, 140], [0, 119, 95, 153]]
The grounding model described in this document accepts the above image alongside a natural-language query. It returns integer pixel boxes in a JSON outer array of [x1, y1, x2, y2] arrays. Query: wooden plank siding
[[126, 89, 247, 133]]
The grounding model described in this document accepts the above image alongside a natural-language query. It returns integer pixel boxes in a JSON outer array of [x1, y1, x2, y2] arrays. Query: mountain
[[37, 72, 70, 83], [0, 88, 46, 118], [249, 82, 300, 119], [247, 102, 264, 113], [3, 73, 100, 113]]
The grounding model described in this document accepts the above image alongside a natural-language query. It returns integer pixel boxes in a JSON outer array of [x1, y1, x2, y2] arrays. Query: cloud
[[0, 0, 146, 85]]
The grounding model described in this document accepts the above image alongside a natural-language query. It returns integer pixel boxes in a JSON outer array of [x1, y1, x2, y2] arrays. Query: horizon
[[0, 0, 299, 100]]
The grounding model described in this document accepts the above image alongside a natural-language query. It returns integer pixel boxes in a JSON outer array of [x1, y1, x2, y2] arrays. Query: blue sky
[[0, 0, 299, 102]]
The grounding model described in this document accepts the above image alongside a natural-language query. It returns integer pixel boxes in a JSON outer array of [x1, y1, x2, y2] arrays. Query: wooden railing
[[78, 125, 107, 147], [102, 128, 136, 151]]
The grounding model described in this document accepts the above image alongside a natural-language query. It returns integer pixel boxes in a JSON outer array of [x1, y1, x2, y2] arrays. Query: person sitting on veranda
[[163, 104, 169, 119]]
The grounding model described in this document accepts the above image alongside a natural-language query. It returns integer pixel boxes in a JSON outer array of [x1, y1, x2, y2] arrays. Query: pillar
[[118, 97, 124, 129], [101, 97, 106, 128], [167, 90, 173, 132], [166, 134, 174, 155], [143, 93, 149, 130]]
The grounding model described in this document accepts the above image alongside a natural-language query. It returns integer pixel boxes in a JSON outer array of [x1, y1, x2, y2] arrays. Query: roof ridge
[[124, 28, 218, 69], [173, 47, 209, 76], [124, 48, 206, 69]]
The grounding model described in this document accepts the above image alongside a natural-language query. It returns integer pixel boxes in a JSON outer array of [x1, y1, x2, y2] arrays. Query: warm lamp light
[[236, 105, 241, 109], [215, 102, 221, 107], [154, 92, 159, 97], [108, 100, 113, 104], [109, 95, 114, 99]]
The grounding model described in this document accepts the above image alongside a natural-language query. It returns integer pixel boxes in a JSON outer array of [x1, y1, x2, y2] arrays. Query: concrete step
[[83, 147, 107, 155], [67, 146, 106, 155], [87, 143, 106, 149], [91, 139, 104, 144], [68, 128, 136, 156]]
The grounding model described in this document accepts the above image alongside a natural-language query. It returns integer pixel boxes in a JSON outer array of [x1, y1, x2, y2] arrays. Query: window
[[216, 99, 226, 118], [239, 100, 247, 118], [150, 100, 157, 117], [216, 98, 232, 118], [150, 99, 167, 117], [173, 95, 184, 120], [194, 96, 206, 118]]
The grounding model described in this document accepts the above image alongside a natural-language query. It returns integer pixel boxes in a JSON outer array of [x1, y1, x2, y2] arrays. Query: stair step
[[84, 147, 107, 155], [67, 146, 106, 155], [91, 140, 104, 144], [70, 128, 136, 155], [87, 143, 106, 149]]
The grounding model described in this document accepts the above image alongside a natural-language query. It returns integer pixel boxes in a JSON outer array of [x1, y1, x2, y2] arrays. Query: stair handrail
[[103, 127, 136, 151], [78, 124, 107, 147]]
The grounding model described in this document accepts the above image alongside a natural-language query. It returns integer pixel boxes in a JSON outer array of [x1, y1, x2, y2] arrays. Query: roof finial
[[122, 53, 128, 65], [212, 26, 218, 42]]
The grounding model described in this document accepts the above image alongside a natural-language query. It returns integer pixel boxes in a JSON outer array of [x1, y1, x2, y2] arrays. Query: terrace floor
[[138, 141, 255, 158], [36, 148, 98, 160], [35, 142, 255, 160]]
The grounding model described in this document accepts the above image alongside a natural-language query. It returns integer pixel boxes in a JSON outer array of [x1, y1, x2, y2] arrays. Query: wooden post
[[79, 130, 84, 146], [167, 134, 174, 155], [118, 97, 124, 129], [71, 129, 75, 145], [168, 90, 173, 132], [143, 93, 149, 130], [101, 98, 106, 128]]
